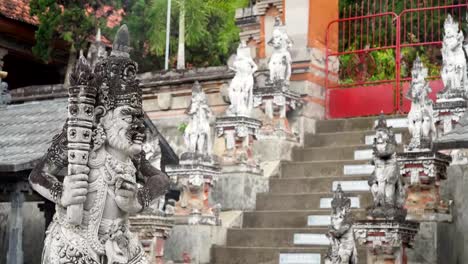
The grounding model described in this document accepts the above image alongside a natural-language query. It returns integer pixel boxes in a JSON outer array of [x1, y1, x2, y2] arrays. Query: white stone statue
[[268, 17, 292, 86], [441, 14, 467, 94], [227, 42, 258, 117], [184, 81, 213, 155], [406, 56, 436, 151], [29, 25, 169, 264], [368, 115, 406, 219], [324, 184, 358, 264]]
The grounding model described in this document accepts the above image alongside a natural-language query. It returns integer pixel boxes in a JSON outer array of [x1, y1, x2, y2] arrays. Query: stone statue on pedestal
[[268, 17, 292, 86], [0, 80, 10, 107], [227, 42, 258, 117], [184, 81, 213, 156], [406, 56, 436, 151], [368, 115, 406, 220], [324, 184, 358, 264], [441, 14, 467, 95], [29, 25, 170, 264]]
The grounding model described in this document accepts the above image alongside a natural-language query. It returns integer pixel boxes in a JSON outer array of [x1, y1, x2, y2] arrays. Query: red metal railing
[[325, 1, 468, 118]]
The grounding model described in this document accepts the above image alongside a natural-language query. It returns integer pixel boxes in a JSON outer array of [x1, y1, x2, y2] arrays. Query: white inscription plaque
[[375, 118, 408, 128], [320, 197, 360, 208], [332, 181, 370, 191], [279, 253, 321, 264], [307, 215, 331, 226], [354, 149, 373, 160], [343, 164, 374, 175], [294, 233, 329, 245]]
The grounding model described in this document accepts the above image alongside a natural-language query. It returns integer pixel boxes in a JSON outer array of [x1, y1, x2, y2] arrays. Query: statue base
[[434, 94, 467, 134], [215, 115, 262, 169], [166, 153, 221, 226], [129, 214, 175, 264], [397, 150, 452, 221], [253, 83, 302, 139], [354, 219, 419, 264]]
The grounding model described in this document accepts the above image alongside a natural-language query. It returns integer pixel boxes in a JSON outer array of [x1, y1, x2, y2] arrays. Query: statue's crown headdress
[[93, 24, 141, 111], [444, 14, 459, 33], [331, 184, 351, 214], [374, 113, 397, 144], [411, 56, 428, 80]]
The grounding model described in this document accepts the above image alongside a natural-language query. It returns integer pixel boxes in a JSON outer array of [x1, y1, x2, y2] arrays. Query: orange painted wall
[[307, 0, 339, 51]]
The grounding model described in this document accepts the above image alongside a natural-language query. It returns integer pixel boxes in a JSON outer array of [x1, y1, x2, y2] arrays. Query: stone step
[[242, 209, 367, 228], [316, 116, 407, 133], [226, 228, 328, 248], [269, 175, 370, 193], [255, 192, 372, 211], [212, 246, 327, 264], [211, 246, 368, 264], [280, 160, 370, 178], [292, 145, 370, 161], [304, 129, 408, 147]]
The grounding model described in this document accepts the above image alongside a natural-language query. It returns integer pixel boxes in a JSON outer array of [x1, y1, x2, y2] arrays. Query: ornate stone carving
[[166, 82, 221, 225], [267, 17, 292, 86], [406, 57, 436, 151], [0, 79, 10, 107], [184, 81, 213, 155], [440, 14, 467, 96], [368, 115, 407, 220], [87, 28, 108, 69], [324, 184, 358, 264], [29, 25, 170, 264], [434, 15, 468, 135], [226, 42, 258, 117]]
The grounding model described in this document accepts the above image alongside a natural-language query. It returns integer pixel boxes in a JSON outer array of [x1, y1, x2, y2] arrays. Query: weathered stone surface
[[157, 92, 173, 110], [164, 225, 227, 264], [210, 172, 268, 211]]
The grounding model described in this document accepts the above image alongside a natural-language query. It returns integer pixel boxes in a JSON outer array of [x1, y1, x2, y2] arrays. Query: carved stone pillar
[[6, 185, 24, 264]]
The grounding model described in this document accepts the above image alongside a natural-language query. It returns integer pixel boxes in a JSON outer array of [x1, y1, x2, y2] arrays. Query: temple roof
[[0, 0, 39, 25], [0, 98, 179, 173], [434, 113, 468, 150], [0, 99, 67, 172]]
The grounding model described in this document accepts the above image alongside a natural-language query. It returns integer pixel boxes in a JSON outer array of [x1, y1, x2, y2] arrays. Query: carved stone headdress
[[411, 56, 428, 80], [374, 114, 397, 144], [93, 25, 142, 111], [444, 14, 459, 34], [331, 184, 351, 215]]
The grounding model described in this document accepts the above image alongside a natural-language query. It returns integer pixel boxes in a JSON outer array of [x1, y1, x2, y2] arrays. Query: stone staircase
[[212, 116, 408, 264]]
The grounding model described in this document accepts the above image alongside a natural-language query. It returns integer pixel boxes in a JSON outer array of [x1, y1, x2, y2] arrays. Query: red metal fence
[[325, 1, 468, 118]]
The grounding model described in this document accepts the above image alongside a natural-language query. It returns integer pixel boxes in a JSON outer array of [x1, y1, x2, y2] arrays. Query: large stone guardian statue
[[440, 14, 467, 95], [227, 42, 258, 117], [268, 17, 292, 86], [29, 25, 170, 264], [324, 184, 357, 264], [406, 56, 436, 151], [368, 115, 406, 219]]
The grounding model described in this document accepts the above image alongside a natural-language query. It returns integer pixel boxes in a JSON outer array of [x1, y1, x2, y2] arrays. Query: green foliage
[[30, 0, 97, 62], [177, 122, 188, 133]]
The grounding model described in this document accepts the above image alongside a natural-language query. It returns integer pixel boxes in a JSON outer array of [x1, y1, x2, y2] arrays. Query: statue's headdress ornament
[[411, 56, 428, 80], [444, 14, 459, 33], [331, 184, 351, 214], [374, 113, 397, 144], [94, 24, 141, 111]]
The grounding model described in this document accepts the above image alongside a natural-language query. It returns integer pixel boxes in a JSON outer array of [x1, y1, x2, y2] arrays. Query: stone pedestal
[[253, 83, 301, 139], [164, 225, 227, 264], [353, 220, 419, 264], [166, 153, 221, 225], [434, 92, 467, 135], [129, 214, 174, 264], [397, 150, 452, 222], [210, 171, 268, 211], [215, 116, 262, 173]]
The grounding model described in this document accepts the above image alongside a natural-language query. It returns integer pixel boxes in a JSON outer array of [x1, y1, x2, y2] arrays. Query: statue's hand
[[115, 182, 142, 213], [61, 165, 89, 207]]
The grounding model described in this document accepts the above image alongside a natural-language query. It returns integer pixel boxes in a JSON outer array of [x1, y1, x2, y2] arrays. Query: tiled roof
[[0, 99, 67, 172], [0, 0, 39, 25]]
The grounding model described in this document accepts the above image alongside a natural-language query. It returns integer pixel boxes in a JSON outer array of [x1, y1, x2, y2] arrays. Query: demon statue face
[[29, 25, 169, 264], [368, 115, 406, 220], [324, 184, 358, 264]]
